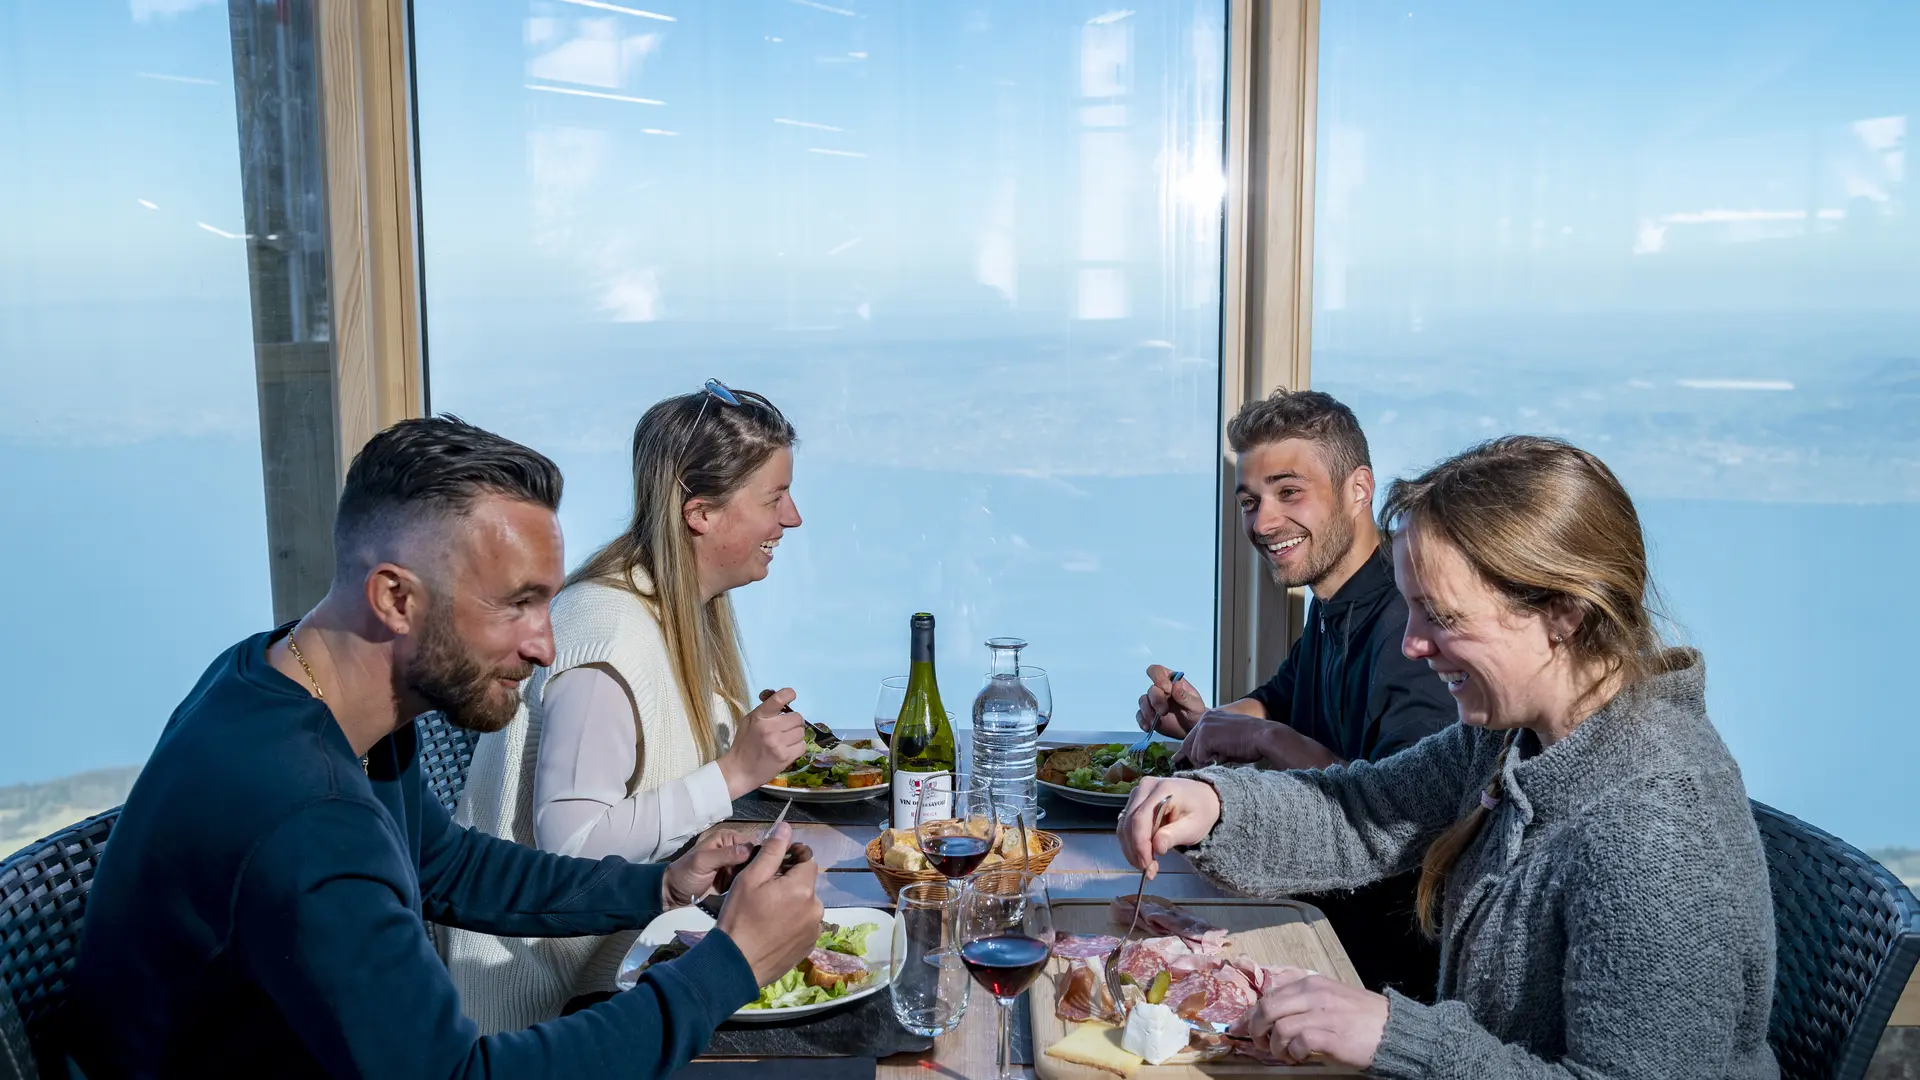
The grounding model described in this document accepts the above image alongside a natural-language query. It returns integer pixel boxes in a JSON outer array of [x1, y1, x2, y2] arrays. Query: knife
[[700, 800, 798, 917], [761, 797, 794, 842]]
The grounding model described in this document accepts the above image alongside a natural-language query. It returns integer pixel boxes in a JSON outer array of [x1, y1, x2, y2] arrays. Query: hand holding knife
[[705, 799, 811, 907]]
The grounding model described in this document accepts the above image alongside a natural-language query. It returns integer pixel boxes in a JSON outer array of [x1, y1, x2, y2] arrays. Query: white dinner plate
[[1036, 777, 1133, 808], [755, 781, 889, 803], [616, 906, 895, 1022]]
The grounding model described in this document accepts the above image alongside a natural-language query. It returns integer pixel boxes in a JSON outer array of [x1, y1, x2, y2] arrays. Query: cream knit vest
[[439, 572, 734, 1034]]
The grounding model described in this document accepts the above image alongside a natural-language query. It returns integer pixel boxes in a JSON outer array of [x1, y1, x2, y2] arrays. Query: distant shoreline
[[1, 765, 141, 857]]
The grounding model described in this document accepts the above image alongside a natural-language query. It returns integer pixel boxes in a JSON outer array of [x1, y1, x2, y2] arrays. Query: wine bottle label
[[890, 770, 953, 830]]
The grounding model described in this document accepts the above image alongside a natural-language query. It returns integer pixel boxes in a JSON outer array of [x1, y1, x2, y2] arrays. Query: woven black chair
[[416, 710, 481, 817], [0, 808, 120, 1080], [0, 982, 32, 1080], [1756, 800, 1920, 1080]]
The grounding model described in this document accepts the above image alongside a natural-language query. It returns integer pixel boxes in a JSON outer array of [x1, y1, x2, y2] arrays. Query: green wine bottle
[[889, 612, 957, 830]]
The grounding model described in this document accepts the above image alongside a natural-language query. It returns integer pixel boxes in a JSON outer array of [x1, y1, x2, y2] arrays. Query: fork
[[1103, 795, 1172, 1010], [1122, 670, 1183, 774], [759, 688, 839, 748]]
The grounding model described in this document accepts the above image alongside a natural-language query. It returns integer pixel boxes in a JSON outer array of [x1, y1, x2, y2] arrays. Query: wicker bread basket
[[865, 828, 1063, 902]]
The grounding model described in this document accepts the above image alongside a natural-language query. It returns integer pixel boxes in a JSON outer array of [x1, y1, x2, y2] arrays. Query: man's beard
[[1266, 509, 1358, 591], [406, 603, 531, 734]]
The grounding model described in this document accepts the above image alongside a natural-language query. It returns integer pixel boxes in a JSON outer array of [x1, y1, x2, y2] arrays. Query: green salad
[[1038, 742, 1176, 795], [743, 921, 880, 1011], [769, 735, 890, 790]]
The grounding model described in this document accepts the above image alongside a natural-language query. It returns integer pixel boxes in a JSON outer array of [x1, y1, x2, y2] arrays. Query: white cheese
[[821, 744, 886, 764], [1120, 1002, 1191, 1065]]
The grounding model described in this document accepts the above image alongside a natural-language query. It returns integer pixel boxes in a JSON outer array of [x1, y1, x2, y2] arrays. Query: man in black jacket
[[1135, 388, 1456, 999]]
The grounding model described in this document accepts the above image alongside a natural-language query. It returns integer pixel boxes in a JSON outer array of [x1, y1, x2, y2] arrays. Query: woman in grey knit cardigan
[[1120, 436, 1778, 1079]]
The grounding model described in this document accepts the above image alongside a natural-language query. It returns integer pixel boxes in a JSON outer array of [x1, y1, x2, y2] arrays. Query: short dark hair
[[333, 415, 563, 581], [1226, 388, 1371, 484]]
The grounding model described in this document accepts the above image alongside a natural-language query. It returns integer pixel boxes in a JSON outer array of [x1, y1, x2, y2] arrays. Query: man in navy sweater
[[72, 416, 823, 1078]]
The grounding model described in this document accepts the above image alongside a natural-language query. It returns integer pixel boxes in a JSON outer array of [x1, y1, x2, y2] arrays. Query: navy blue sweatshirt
[[72, 628, 757, 1079]]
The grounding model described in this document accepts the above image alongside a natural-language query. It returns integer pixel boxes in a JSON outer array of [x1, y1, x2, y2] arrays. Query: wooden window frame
[[316, 0, 427, 475], [1215, 0, 1320, 702]]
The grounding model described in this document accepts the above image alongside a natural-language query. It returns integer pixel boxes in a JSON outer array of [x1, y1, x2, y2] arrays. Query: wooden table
[[711, 734, 1365, 1079]]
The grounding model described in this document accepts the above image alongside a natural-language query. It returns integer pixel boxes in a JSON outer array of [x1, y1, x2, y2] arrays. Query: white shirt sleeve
[[531, 664, 735, 863]]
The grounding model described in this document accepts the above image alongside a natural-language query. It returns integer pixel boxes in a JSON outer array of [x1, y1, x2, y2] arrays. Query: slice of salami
[[1165, 973, 1216, 1018], [1049, 932, 1123, 959], [1197, 975, 1258, 1026]]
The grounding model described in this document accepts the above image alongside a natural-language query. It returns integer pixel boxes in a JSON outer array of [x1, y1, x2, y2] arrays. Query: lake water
[[2, 435, 1914, 849]]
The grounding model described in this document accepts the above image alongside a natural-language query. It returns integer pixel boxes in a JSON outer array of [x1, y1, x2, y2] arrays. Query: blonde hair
[[567, 387, 796, 764], [1379, 436, 1665, 936]]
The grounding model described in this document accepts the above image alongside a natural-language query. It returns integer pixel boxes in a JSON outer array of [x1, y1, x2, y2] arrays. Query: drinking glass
[[958, 868, 1055, 1080], [872, 675, 909, 746], [915, 773, 1000, 890], [888, 881, 971, 1036], [1020, 666, 1053, 736]]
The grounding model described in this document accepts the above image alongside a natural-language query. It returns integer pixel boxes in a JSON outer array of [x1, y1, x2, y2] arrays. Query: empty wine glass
[[872, 675, 909, 746], [1020, 666, 1053, 737], [958, 867, 1055, 1080]]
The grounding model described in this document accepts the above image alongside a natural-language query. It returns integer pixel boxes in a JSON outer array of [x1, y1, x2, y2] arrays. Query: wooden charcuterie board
[[1031, 898, 1365, 1078]]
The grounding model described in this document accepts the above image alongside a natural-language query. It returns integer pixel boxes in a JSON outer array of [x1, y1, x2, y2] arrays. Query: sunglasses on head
[[678, 378, 743, 494]]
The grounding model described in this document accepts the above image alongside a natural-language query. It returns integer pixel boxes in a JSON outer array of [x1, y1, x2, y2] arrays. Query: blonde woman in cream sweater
[[444, 381, 810, 1032]]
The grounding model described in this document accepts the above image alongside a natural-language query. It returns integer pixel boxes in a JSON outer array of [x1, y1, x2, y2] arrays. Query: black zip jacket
[[1244, 542, 1456, 763], [1240, 541, 1458, 1001]]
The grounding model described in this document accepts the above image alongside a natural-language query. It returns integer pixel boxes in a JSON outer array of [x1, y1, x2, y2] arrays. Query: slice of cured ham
[[1166, 969, 1258, 1027], [1049, 932, 1123, 960], [1053, 959, 1122, 1023], [1115, 936, 1194, 984], [805, 947, 870, 977], [1108, 894, 1230, 951]]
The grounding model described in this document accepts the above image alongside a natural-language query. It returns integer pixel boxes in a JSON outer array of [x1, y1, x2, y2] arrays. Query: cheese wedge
[[1121, 1001, 1192, 1065], [1043, 1021, 1144, 1078]]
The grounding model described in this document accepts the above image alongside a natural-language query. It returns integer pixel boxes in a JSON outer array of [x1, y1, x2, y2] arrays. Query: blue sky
[[1, 1, 1914, 849]]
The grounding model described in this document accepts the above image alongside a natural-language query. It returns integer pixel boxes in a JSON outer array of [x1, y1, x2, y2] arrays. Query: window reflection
[[0, 3, 269, 842], [415, 1, 1229, 726], [1312, 2, 1918, 854]]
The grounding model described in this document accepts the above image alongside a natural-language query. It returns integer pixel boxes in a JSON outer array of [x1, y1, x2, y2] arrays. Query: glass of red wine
[[958, 866, 1055, 1080], [1018, 666, 1052, 737], [915, 773, 999, 887], [872, 675, 909, 746]]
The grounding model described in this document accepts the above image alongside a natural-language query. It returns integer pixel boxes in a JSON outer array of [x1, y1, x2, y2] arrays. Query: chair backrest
[[0, 808, 119, 1080], [415, 711, 480, 817], [1755, 799, 1920, 1080], [0, 983, 34, 1080]]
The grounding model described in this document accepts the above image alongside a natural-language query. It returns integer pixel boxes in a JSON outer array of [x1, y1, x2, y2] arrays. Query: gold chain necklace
[[286, 626, 370, 776]]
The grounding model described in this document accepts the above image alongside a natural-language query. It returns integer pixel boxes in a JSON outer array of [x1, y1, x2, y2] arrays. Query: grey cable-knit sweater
[[1185, 649, 1778, 1079]]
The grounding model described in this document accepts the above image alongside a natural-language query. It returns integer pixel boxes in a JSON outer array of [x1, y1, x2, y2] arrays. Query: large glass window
[[0, 2, 269, 848], [414, 1, 1229, 728], [1311, 2, 1918, 854]]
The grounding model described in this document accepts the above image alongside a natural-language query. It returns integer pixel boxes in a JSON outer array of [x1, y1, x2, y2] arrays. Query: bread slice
[[766, 773, 792, 788], [843, 765, 884, 788], [803, 950, 870, 991]]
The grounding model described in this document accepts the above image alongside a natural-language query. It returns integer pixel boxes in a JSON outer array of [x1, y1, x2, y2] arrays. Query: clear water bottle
[[971, 637, 1040, 827]]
